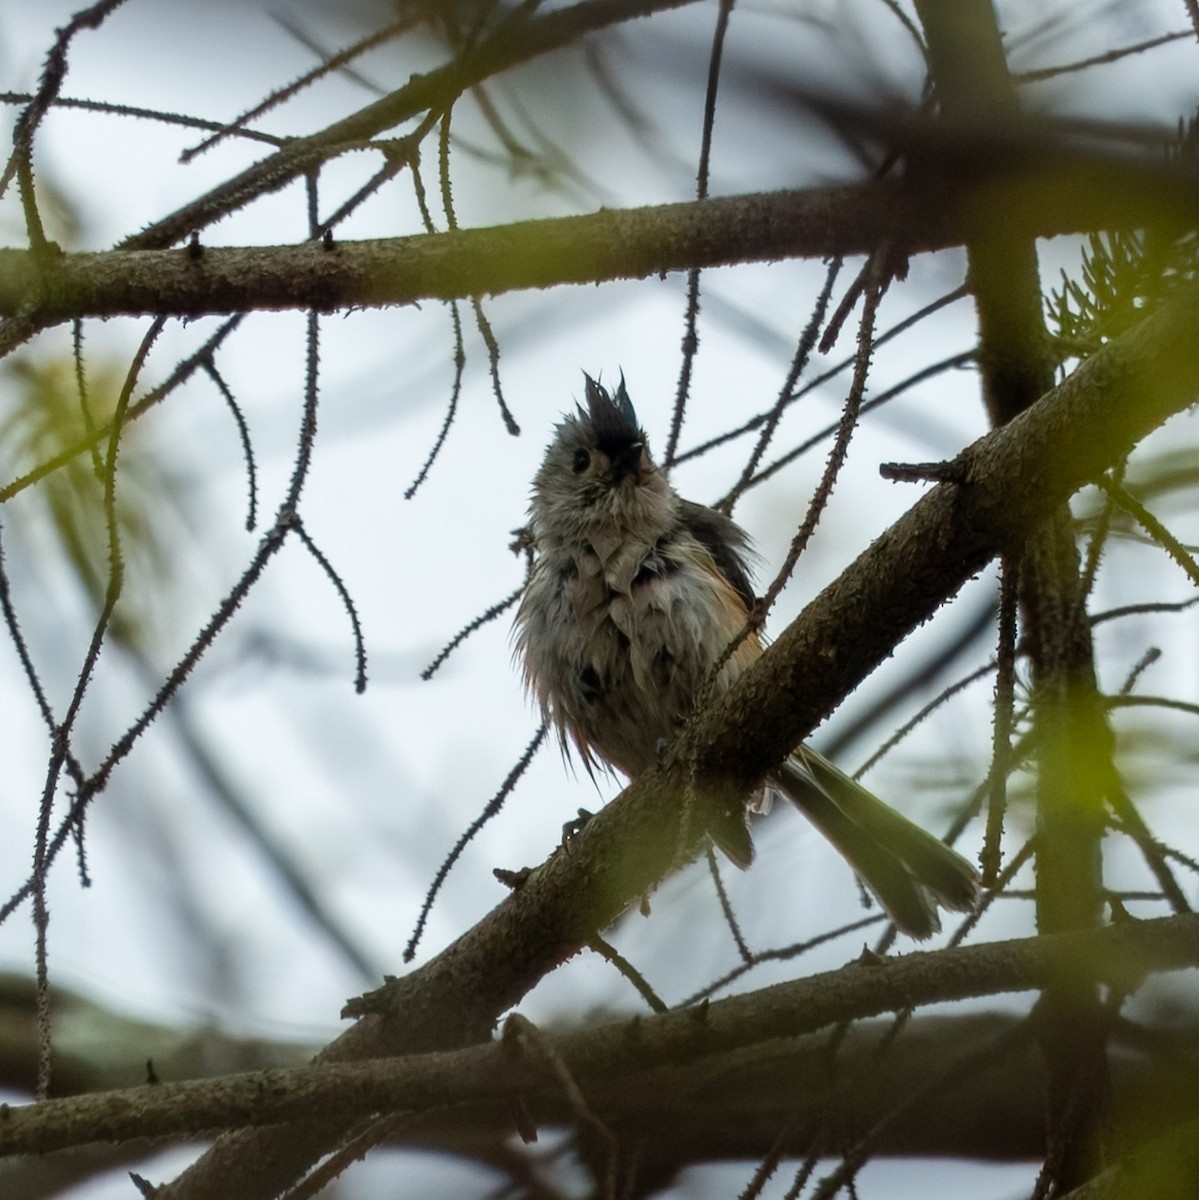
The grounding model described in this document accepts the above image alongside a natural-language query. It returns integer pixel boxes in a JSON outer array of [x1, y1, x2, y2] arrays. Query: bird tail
[[774, 748, 979, 939]]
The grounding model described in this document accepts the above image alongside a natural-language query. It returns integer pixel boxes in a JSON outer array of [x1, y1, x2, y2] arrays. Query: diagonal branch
[[118, 0, 704, 252], [152, 274, 1199, 1199]]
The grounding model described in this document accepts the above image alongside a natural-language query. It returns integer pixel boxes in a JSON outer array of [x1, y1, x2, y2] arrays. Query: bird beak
[[610, 441, 644, 483]]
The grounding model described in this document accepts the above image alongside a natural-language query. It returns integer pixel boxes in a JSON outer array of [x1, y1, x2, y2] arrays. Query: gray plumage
[[514, 374, 978, 938]]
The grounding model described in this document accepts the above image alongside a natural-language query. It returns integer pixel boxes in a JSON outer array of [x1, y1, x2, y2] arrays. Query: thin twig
[[292, 520, 368, 694], [404, 725, 547, 962], [1097, 476, 1199, 589], [1013, 29, 1192, 84], [181, 14, 421, 162], [706, 845, 753, 964], [586, 933, 668, 1013], [665, 0, 736, 466], [719, 258, 842, 513], [202, 359, 258, 532], [758, 251, 892, 617], [31, 314, 165, 1097]]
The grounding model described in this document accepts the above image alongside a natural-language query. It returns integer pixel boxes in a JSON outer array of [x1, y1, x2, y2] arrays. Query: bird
[[513, 373, 978, 937]]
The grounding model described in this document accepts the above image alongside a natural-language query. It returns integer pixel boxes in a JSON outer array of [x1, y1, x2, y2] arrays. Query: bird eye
[[572, 448, 591, 474]]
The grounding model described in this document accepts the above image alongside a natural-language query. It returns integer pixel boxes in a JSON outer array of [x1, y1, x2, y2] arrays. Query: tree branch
[[5, 918, 1199, 1158], [0, 148, 1194, 323], [150, 271, 1199, 1199], [119, 0, 706, 251]]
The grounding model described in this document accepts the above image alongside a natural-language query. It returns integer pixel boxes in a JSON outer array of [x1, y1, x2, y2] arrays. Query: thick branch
[[154, 278, 1199, 1200], [5, 918, 1199, 1157], [0, 154, 1191, 323], [3, 187, 924, 320]]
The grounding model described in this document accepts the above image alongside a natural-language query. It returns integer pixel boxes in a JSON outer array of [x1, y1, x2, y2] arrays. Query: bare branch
[[4, 916, 1199, 1158], [0, 149, 1194, 323], [154, 275, 1199, 1199]]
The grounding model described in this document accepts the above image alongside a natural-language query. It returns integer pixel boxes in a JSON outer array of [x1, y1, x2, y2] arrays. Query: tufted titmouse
[[514, 374, 978, 937]]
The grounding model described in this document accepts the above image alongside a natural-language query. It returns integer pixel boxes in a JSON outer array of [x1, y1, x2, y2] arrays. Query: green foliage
[[0, 355, 184, 651], [1049, 118, 1199, 352], [1048, 228, 1199, 352]]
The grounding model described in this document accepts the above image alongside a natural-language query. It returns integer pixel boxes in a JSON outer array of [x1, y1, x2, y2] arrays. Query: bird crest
[[579, 372, 640, 455]]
